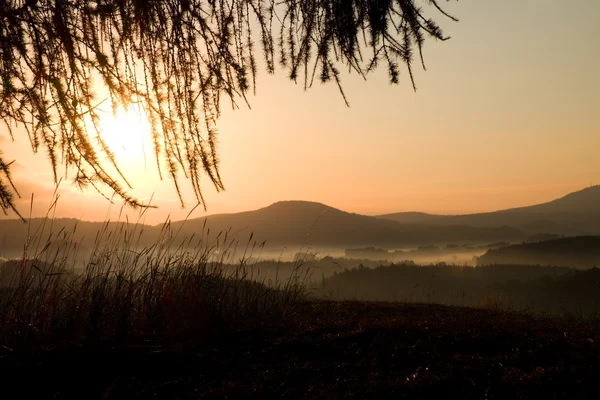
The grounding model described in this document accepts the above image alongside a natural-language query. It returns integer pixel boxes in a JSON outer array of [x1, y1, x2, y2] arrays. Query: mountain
[[476, 236, 600, 269], [378, 186, 600, 235], [169, 200, 527, 248], [0, 201, 528, 260]]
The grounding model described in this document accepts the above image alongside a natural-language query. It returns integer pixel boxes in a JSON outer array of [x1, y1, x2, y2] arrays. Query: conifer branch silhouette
[[0, 0, 457, 215]]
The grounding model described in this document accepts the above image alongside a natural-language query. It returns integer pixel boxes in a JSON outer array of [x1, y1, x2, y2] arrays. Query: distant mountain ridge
[[169, 200, 527, 248], [378, 186, 600, 235], [1, 186, 598, 257], [0, 201, 527, 259]]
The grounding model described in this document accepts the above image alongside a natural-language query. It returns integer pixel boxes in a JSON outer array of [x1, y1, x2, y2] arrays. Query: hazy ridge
[[476, 236, 600, 268], [378, 186, 600, 235], [1, 186, 598, 259]]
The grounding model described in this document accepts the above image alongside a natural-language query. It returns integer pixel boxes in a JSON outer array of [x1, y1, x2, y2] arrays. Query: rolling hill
[[3, 186, 598, 259], [169, 201, 527, 248], [0, 201, 527, 259], [378, 186, 600, 235], [475, 236, 600, 268]]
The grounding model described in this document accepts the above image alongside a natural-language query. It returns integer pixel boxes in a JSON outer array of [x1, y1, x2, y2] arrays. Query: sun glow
[[97, 104, 153, 172]]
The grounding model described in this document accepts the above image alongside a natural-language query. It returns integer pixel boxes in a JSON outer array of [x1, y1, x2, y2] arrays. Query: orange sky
[[1, 0, 599, 224]]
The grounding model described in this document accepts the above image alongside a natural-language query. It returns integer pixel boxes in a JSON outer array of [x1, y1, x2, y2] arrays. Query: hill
[[169, 200, 527, 248], [0, 202, 527, 259], [0, 218, 144, 259], [379, 186, 600, 235], [3, 187, 599, 259], [476, 236, 600, 268]]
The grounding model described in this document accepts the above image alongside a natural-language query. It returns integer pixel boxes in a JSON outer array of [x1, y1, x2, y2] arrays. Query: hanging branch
[[0, 0, 457, 214]]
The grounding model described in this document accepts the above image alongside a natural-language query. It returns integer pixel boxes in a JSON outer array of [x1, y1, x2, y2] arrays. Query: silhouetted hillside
[[0, 200, 564, 260], [379, 186, 600, 235], [0, 218, 144, 260], [476, 236, 600, 268], [170, 201, 527, 248], [313, 263, 600, 315]]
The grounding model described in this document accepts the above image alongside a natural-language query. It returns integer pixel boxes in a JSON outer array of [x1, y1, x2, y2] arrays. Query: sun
[[97, 104, 153, 171], [88, 103, 174, 204]]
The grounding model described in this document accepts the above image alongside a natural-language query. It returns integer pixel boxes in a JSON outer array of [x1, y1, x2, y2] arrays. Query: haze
[[1, 0, 598, 224]]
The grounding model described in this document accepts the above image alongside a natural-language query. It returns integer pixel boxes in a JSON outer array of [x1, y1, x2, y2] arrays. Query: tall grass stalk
[[0, 199, 308, 351]]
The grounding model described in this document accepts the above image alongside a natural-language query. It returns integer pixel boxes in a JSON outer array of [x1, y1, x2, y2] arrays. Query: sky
[[1, 0, 599, 224]]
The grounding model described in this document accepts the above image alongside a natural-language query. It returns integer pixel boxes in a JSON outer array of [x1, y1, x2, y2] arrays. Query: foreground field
[[2, 301, 599, 399]]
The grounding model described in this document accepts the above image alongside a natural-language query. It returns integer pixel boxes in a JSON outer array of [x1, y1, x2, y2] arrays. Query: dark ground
[[2, 301, 599, 399]]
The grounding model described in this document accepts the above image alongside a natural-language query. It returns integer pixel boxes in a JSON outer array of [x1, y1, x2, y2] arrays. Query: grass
[[0, 204, 309, 351]]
